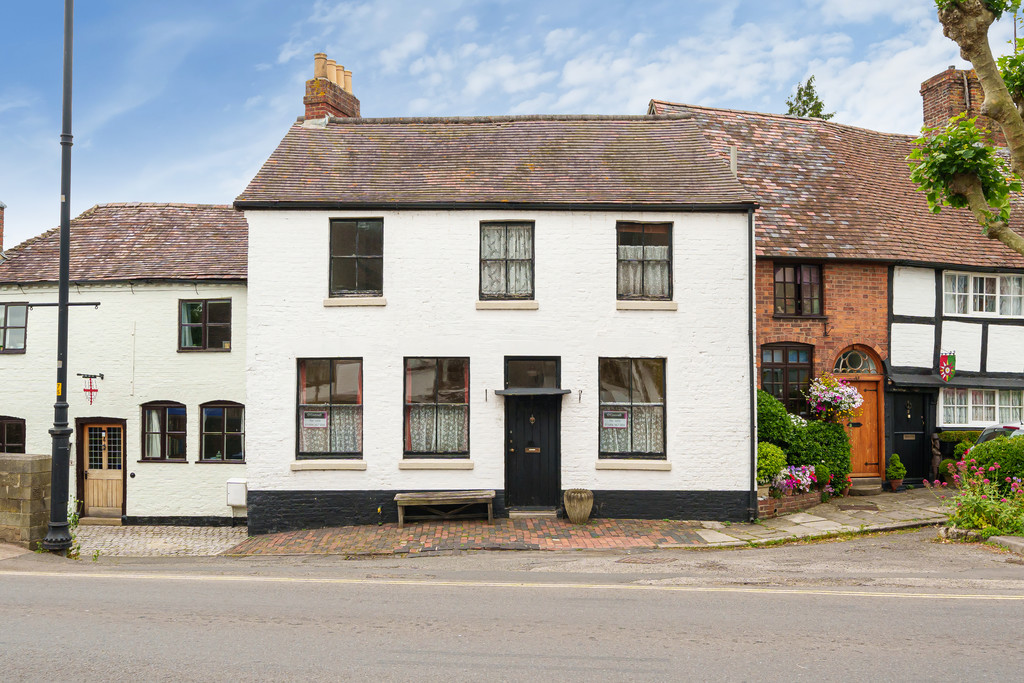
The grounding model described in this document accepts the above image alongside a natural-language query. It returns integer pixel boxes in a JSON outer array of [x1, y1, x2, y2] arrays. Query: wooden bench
[[394, 490, 496, 529]]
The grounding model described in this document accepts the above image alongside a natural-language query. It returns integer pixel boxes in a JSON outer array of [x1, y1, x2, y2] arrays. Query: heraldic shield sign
[[939, 352, 956, 382]]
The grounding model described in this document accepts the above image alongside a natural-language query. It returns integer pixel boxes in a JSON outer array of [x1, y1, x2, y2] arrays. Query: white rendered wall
[[941, 320, 983, 372], [892, 267, 935, 317], [244, 209, 753, 494], [0, 282, 247, 517], [987, 325, 1024, 373], [890, 323, 935, 367]]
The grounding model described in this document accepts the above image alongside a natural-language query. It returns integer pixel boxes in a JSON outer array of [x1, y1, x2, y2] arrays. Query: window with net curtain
[[141, 402, 187, 460], [599, 358, 666, 459], [404, 358, 469, 457], [480, 222, 533, 299], [616, 222, 672, 300], [297, 359, 362, 458]]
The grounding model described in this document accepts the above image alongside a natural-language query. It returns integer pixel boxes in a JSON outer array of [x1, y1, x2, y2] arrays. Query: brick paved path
[[226, 518, 707, 556]]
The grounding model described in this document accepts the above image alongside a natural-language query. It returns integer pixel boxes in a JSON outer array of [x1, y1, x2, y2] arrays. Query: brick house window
[[330, 219, 383, 296], [761, 343, 813, 416], [297, 359, 363, 458], [0, 303, 27, 353], [0, 416, 26, 453], [480, 222, 534, 299], [179, 299, 231, 351], [200, 401, 245, 461], [616, 222, 672, 300], [598, 358, 666, 459], [774, 264, 822, 315], [404, 358, 469, 457], [141, 402, 187, 461]]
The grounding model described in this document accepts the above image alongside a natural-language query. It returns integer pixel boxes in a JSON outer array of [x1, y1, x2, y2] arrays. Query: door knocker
[[529, 414, 536, 425], [906, 400, 913, 421]]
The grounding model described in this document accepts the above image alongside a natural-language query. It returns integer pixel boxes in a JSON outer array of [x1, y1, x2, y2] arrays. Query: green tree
[[785, 76, 835, 120], [909, 0, 1024, 257]]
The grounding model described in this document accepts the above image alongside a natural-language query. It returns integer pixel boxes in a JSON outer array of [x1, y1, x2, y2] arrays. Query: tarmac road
[[1, 529, 1022, 681]]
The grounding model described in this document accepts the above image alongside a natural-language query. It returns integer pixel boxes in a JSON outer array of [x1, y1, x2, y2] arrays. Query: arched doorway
[[833, 346, 885, 479]]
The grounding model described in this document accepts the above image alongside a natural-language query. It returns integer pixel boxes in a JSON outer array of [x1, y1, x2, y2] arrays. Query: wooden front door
[[83, 424, 124, 517], [845, 379, 882, 477], [505, 396, 561, 507]]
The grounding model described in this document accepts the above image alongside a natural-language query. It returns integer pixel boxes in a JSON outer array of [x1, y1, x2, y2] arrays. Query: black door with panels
[[893, 392, 929, 480], [505, 395, 561, 507]]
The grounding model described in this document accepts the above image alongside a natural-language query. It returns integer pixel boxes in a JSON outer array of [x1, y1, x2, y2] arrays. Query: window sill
[[399, 459, 475, 470], [595, 460, 671, 471], [616, 301, 677, 311], [476, 300, 539, 310], [291, 460, 367, 471], [323, 297, 387, 307], [177, 348, 231, 353], [196, 459, 245, 464], [136, 459, 188, 464], [772, 314, 828, 320], [0, 349, 26, 354]]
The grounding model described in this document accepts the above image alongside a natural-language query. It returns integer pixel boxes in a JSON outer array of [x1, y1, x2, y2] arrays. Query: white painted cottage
[[0, 203, 248, 523], [234, 59, 758, 534]]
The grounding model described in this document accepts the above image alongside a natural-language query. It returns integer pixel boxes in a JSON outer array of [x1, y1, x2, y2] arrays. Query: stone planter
[[563, 489, 594, 524], [757, 484, 771, 499]]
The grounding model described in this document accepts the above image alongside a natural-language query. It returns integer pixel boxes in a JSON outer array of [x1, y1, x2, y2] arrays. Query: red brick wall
[[756, 260, 889, 378], [758, 490, 822, 519], [920, 67, 1004, 147], [303, 79, 361, 119]]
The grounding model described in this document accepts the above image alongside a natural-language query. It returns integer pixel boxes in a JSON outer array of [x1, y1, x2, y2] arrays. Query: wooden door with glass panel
[[83, 424, 124, 517]]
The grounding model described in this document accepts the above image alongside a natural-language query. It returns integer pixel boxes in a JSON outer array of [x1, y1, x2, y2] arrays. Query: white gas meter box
[[226, 478, 248, 507]]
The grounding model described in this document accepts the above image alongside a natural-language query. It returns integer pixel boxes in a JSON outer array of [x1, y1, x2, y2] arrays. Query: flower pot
[[757, 484, 770, 499], [889, 478, 903, 492], [563, 489, 594, 524]]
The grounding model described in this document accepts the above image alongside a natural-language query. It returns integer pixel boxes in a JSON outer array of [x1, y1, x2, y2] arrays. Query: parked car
[[966, 421, 1024, 457]]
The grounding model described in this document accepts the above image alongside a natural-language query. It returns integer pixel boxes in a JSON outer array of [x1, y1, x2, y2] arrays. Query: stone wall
[[0, 453, 51, 548]]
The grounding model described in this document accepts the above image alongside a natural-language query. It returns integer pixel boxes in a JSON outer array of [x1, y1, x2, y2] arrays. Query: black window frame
[[479, 221, 536, 300], [296, 358, 364, 459], [504, 355, 560, 389], [0, 416, 26, 453], [178, 299, 232, 352], [615, 222, 673, 301], [0, 302, 28, 354], [199, 401, 245, 462], [403, 357, 470, 458], [329, 218, 384, 297], [760, 343, 814, 416], [773, 263, 823, 316], [598, 357, 667, 460], [140, 401, 188, 462]]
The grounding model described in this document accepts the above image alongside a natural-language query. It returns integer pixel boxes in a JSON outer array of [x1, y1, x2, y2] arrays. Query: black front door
[[505, 395, 561, 507], [893, 392, 929, 480]]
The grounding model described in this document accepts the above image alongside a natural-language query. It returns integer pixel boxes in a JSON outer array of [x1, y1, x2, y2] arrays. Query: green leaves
[[784, 75, 835, 121], [908, 113, 1021, 225], [997, 39, 1024, 102]]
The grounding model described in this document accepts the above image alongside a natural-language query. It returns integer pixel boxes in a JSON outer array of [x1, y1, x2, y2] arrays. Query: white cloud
[[808, 0, 932, 24], [463, 55, 557, 98], [456, 16, 478, 32], [379, 31, 429, 73]]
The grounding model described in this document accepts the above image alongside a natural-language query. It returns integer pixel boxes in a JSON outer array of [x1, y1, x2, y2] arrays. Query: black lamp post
[[42, 0, 75, 552]]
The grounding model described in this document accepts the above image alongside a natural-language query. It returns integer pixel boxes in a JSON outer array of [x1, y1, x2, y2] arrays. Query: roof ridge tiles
[[303, 113, 692, 126]]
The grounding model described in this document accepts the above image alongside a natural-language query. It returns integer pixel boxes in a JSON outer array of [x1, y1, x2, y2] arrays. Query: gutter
[[233, 200, 760, 213], [747, 206, 758, 521]]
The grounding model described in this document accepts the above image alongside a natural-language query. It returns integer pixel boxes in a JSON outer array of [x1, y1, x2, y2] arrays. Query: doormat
[[616, 556, 675, 565], [837, 504, 878, 511]]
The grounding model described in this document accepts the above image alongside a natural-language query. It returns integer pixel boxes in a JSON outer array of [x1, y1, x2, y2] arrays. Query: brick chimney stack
[[303, 53, 360, 119], [0, 201, 6, 253], [921, 66, 1005, 147]]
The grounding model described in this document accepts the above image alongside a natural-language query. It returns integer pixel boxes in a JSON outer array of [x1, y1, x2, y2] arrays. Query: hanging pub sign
[[939, 351, 956, 382], [602, 410, 628, 429], [302, 410, 329, 429]]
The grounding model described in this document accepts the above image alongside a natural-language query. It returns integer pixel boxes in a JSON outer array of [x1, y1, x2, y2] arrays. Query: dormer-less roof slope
[[648, 100, 1024, 270], [234, 115, 756, 209], [0, 203, 247, 284]]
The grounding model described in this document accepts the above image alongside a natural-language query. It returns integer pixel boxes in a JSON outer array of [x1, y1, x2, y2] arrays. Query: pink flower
[[983, 479, 990, 484], [981, 495, 988, 499], [988, 466, 996, 472]]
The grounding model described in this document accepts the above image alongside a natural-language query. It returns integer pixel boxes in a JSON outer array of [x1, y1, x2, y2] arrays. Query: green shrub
[[938, 458, 957, 477], [886, 453, 907, 480], [954, 441, 971, 460], [757, 390, 792, 447], [786, 420, 851, 485], [969, 436, 1024, 485], [939, 430, 981, 444], [980, 526, 1002, 540], [756, 442, 787, 485], [814, 461, 832, 488]]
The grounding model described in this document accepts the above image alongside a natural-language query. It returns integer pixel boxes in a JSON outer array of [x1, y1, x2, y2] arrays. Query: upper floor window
[[141, 402, 187, 461], [200, 402, 245, 462], [404, 357, 469, 457], [941, 388, 1023, 426], [598, 358, 666, 459], [330, 219, 383, 297], [0, 303, 27, 353], [0, 416, 26, 453], [761, 343, 813, 416], [617, 222, 672, 300], [297, 358, 362, 458], [944, 272, 1023, 317], [179, 299, 231, 351], [480, 222, 534, 299], [774, 264, 822, 316]]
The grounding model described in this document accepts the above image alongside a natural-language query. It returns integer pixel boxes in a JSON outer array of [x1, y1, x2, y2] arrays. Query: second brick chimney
[[921, 66, 1005, 146], [303, 53, 360, 119]]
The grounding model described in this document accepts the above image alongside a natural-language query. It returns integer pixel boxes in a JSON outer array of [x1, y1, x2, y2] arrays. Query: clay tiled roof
[[0, 203, 247, 283], [648, 100, 1024, 269], [235, 115, 755, 209]]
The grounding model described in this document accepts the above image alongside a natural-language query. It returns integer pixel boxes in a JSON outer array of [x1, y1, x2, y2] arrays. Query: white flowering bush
[[805, 372, 863, 423], [788, 413, 807, 428]]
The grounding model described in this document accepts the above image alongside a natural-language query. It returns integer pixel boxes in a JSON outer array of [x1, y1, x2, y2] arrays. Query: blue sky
[[0, 0, 1014, 249]]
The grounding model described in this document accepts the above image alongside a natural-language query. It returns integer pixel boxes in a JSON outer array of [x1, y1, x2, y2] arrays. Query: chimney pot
[[325, 59, 337, 84], [343, 70, 353, 94], [314, 53, 327, 79], [303, 54, 360, 119]]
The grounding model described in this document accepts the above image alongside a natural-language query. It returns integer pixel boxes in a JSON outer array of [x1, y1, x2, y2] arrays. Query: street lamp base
[[42, 522, 72, 551]]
